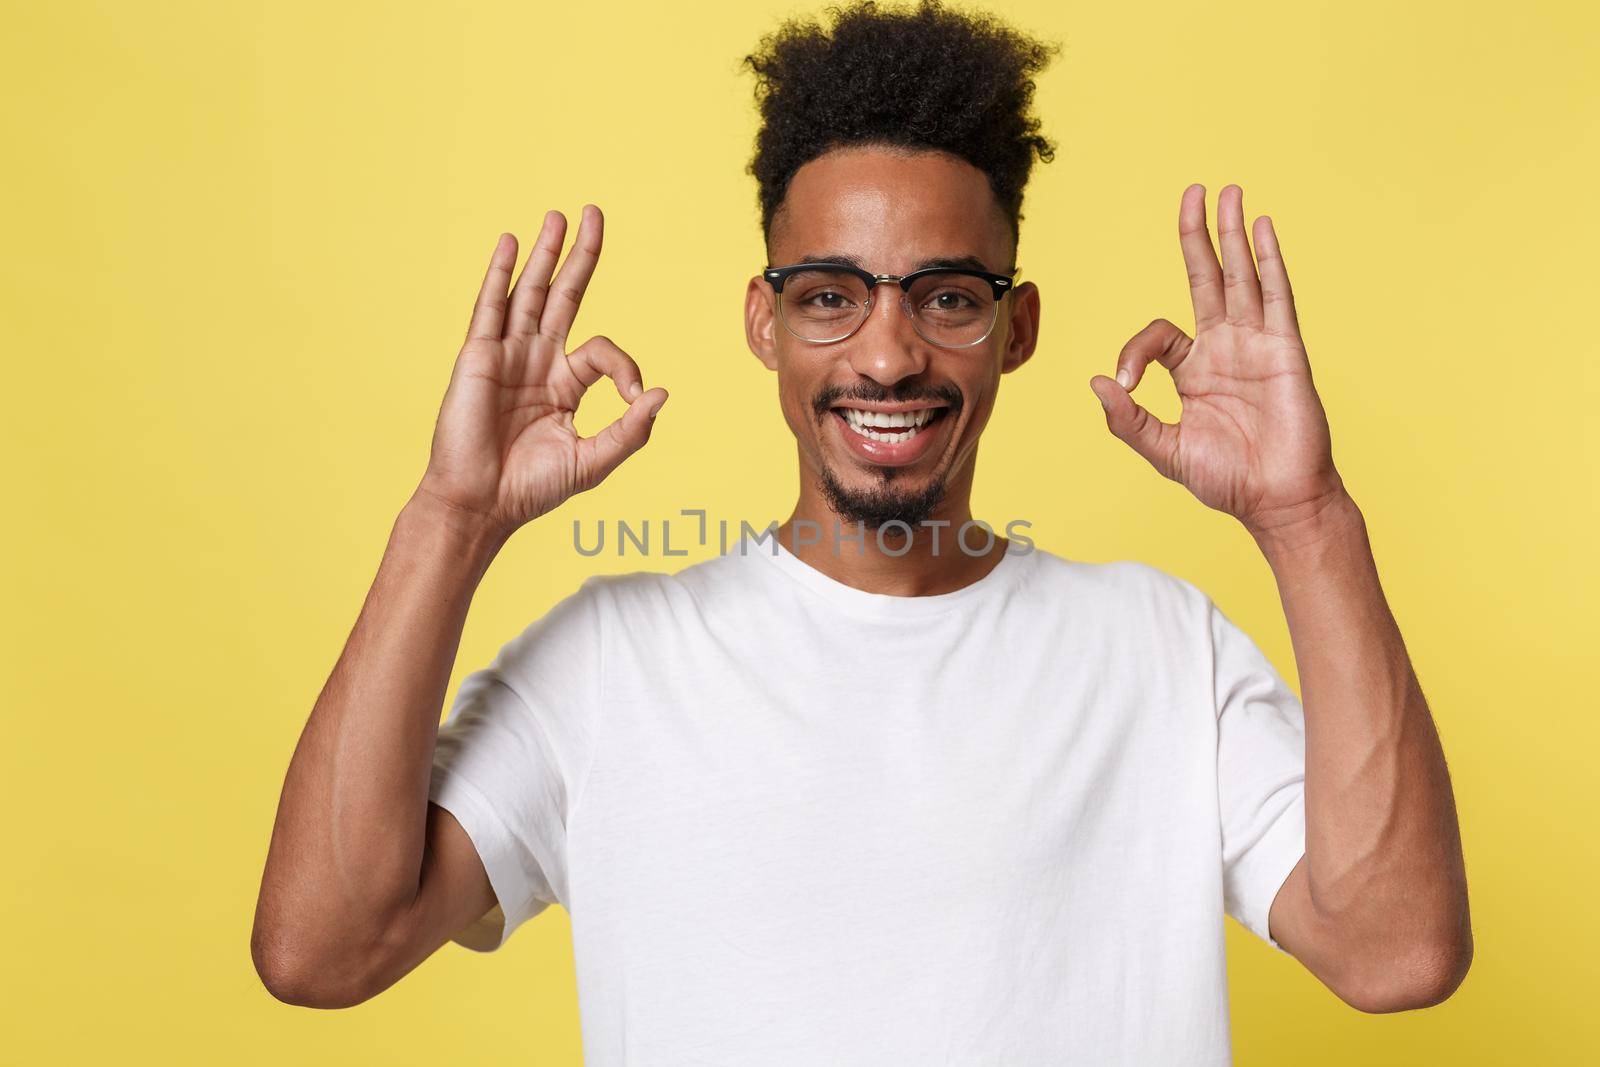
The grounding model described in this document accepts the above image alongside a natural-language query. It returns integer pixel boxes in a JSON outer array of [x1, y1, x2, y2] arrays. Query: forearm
[[1254, 490, 1470, 993], [253, 490, 506, 978]]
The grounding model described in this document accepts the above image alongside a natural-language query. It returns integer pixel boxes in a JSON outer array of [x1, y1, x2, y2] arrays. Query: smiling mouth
[[832, 405, 949, 444]]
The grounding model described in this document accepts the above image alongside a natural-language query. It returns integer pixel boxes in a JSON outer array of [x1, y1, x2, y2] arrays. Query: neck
[[776, 462, 1008, 597]]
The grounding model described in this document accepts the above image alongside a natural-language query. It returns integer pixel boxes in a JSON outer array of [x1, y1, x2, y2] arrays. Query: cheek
[[780, 392, 813, 440], [950, 367, 1006, 442], [948, 356, 1003, 407], [774, 352, 832, 421], [774, 368, 824, 441]]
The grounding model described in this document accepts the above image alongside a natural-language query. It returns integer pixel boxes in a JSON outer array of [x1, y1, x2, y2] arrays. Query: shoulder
[[1022, 546, 1212, 616], [561, 549, 759, 618]]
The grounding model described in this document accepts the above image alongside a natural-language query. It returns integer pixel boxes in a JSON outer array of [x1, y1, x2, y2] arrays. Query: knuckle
[[455, 344, 497, 374]]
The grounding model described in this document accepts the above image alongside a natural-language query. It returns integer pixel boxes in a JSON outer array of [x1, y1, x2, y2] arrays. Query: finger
[[1251, 215, 1302, 338], [1217, 184, 1264, 329], [575, 387, 668, 492], [1115, 318, 1194, 392], [1179, 184, 1225, 332], [1088, 374, 1179, 480], [540, 203, 604, 346], [566, 334, 645, 403], [467, 233, 517, 341], [506, 210, 567, 339]]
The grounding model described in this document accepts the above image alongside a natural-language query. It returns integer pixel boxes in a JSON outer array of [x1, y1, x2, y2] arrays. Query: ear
[[999, 280, 1040, 374], [745, 275, 780, 371]]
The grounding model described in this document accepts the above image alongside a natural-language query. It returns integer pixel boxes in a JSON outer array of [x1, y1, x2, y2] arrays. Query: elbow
[[250, 916, 376, 1010], [1335, 931, 1473, 1014]]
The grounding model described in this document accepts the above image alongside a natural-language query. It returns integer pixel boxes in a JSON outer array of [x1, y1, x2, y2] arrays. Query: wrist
[[397, 487, 509, 576], [1247, 485, 1367, 566]]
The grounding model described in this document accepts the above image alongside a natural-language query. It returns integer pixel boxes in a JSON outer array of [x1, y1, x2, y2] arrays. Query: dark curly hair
[[741, 0, 1060, 256]]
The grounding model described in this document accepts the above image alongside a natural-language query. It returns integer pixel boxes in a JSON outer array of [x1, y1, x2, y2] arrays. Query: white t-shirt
[[428, 536, 1307, 1065]]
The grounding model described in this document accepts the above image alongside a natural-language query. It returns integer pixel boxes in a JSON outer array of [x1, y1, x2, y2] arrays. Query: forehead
[[770, 145, 1013, 273]]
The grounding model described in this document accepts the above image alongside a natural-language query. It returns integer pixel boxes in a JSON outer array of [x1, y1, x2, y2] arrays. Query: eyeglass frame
[[761, 261, 1019, 349]]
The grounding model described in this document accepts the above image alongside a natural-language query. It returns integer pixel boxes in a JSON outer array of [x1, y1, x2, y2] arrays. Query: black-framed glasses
[[762, 261, 1018, 348]]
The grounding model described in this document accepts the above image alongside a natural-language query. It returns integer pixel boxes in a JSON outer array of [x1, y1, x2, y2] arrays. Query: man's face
[[745, 145, 1040, 529]]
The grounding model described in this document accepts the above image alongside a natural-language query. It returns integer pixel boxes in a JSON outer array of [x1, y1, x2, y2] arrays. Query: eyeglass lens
[[779, 269, 998, 345]]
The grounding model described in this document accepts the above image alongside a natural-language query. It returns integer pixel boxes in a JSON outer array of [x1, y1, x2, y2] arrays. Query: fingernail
[[629, 382, 642, 400], [1115, 368, 1131, 389], [1096, 388, 1110, 410], [649, 400, 665, 419]]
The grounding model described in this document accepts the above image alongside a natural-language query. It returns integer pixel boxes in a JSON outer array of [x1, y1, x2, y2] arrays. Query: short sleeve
[[1209, 596, 1307, 953], [427, 576, 606, 952]]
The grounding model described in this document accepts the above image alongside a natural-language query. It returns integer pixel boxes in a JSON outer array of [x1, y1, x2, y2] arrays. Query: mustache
[[811, 381, 963, 420]]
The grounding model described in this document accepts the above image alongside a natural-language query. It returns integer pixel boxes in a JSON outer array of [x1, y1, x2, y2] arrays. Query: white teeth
[[840, 407, 938, 443]]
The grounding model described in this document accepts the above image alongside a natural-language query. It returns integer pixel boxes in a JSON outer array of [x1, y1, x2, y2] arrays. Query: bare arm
[[250, 493, 505, 1008], [1255, 490, 1471, 1013], [252, 205, 667, 1008], [1092, 183, 1470, 1013]]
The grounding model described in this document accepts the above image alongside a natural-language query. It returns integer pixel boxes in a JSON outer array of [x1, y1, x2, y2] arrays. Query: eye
[[802, 289, 859, 309], [921, 288, 981, 311]]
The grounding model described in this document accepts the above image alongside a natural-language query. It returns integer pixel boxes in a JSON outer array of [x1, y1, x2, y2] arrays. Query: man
[[251, 0, 1471, 1061]]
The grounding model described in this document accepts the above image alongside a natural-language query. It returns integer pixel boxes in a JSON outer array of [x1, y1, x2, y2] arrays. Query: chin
[[818, 464, 950, 530]]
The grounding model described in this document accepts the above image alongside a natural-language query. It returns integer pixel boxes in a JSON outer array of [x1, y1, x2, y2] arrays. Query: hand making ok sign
[[416, 205, 669, 540], [1090, 185, 1346, 539]]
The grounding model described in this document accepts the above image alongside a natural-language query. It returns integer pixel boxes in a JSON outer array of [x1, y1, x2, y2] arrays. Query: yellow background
[[4, 0, 1595, 1061]]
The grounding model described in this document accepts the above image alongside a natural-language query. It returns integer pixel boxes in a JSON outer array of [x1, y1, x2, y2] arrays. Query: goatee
[[818, 463, 950, 530]]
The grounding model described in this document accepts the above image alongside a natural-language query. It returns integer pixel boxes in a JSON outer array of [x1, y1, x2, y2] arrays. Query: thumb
[[1089, 375, 1178, 479], [575, 387, 668, 492]]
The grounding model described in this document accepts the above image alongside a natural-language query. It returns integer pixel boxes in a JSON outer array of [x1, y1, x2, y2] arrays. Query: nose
[[845, 286, 931, 387]]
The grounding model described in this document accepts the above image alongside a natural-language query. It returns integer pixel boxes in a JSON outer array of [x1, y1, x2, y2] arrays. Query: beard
[[809, 378, 964, 531], [818, 461, 951, 530]]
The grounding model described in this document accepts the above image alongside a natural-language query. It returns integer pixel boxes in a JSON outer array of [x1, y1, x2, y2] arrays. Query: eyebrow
[[795, 251, 1004, 274]]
